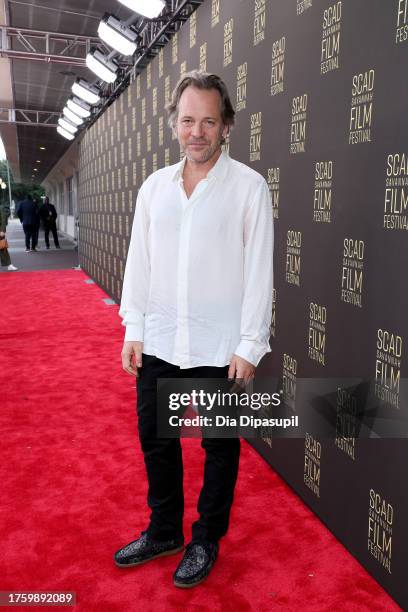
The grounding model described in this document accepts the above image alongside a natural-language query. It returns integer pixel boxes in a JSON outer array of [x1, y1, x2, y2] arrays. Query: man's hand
[[228, 354, 255, 388], [121, 341, 143, 377]]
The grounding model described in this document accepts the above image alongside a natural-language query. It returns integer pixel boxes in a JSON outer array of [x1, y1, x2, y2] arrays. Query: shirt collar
[[171, 150, 230, 183]]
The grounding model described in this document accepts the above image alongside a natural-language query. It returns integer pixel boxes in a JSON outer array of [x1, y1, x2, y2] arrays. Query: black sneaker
[[114, 532, 184, 568], [173, 540, 219, 588]]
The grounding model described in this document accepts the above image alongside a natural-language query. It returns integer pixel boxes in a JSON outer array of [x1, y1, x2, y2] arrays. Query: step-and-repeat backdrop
[[78, 1, 408, 606]]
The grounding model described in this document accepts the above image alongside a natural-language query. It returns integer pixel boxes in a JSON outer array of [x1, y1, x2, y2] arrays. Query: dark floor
[[1, 218, 79, 273]]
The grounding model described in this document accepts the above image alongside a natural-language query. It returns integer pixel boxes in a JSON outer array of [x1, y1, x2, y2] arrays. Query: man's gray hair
[[166, 69, 235, 141]]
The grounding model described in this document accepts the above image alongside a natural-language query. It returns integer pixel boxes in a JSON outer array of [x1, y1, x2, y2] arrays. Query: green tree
[[0, 160, 45, 203]]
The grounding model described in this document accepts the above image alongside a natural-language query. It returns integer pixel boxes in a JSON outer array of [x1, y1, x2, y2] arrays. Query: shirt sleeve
[[234, 178, 274, 367], [119, 186, 150, 342]]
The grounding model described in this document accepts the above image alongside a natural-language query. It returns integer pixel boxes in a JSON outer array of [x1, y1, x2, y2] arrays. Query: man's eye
[[206, 121, 215, 126], [182, 119, 192, 125]]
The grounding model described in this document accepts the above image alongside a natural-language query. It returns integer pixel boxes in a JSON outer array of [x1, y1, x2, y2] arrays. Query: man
[[116, 71, 274, 588], [32, 197, 41, 250], [40, 196, 60, 249], [17, 194, 40, 252]]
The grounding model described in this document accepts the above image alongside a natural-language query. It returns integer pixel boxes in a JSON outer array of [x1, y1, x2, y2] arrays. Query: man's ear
[[222, 125, 229, 140]]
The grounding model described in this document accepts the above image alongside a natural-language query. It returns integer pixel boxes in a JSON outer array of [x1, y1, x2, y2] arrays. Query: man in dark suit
[[17, 194, 40, 252], [40, 196, 60, 249]]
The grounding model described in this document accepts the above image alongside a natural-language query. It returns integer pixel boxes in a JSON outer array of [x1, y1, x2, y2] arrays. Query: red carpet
[[0, 270, 401, 611]]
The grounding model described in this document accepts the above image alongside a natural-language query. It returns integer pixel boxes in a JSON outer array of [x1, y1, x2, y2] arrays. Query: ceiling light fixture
[[57, 126, 75, 141], [86, 49, 119, 83], [98, 14, 138, 56], [117, 0, 165, 19], [72, 78, 101, 105], [67, 96, 91, 118], [58, 117, 78, 134], [40, 146, 46, 150], [63, 106, 84, 126]]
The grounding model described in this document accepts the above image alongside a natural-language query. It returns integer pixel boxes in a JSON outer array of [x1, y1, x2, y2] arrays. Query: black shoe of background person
[[114, 531, 184, 568], [173, 540, 219, 588], [56, 245, 61, 249]]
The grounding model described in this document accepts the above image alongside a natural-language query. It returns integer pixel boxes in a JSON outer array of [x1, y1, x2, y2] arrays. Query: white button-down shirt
[[119, 151, 274, 368]]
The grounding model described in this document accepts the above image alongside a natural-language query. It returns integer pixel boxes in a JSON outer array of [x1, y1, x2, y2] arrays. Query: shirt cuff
[[234, 339, 271, 367], [124, 322, 144, 342]]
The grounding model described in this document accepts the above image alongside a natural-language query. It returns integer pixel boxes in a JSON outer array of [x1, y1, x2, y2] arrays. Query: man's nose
[[191, 122, 204, 138]]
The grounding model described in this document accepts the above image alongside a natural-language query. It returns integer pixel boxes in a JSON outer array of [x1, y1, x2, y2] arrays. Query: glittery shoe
[[114, 532, 184, 568], [173, 540, 219, 588]]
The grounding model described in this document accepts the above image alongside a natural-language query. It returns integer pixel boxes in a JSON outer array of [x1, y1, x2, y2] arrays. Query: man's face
[[175, 86, 229, 164]]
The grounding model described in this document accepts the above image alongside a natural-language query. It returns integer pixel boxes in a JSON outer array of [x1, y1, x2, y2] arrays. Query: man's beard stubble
[[182, 127, 224, 164]]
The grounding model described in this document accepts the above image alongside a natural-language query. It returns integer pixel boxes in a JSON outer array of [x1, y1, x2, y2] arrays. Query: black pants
[[137, 354, 241, 544], [45, 221, 59, 248], [23, 224, 34, 249], [0, 247, 11, 266]]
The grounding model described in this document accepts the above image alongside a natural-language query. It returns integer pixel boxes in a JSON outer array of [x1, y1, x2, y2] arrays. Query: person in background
[[40, 196, 60, 249], [0, 201, 18, 271], [32, 197, 41, 250], [17, 194, 40, 252]]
